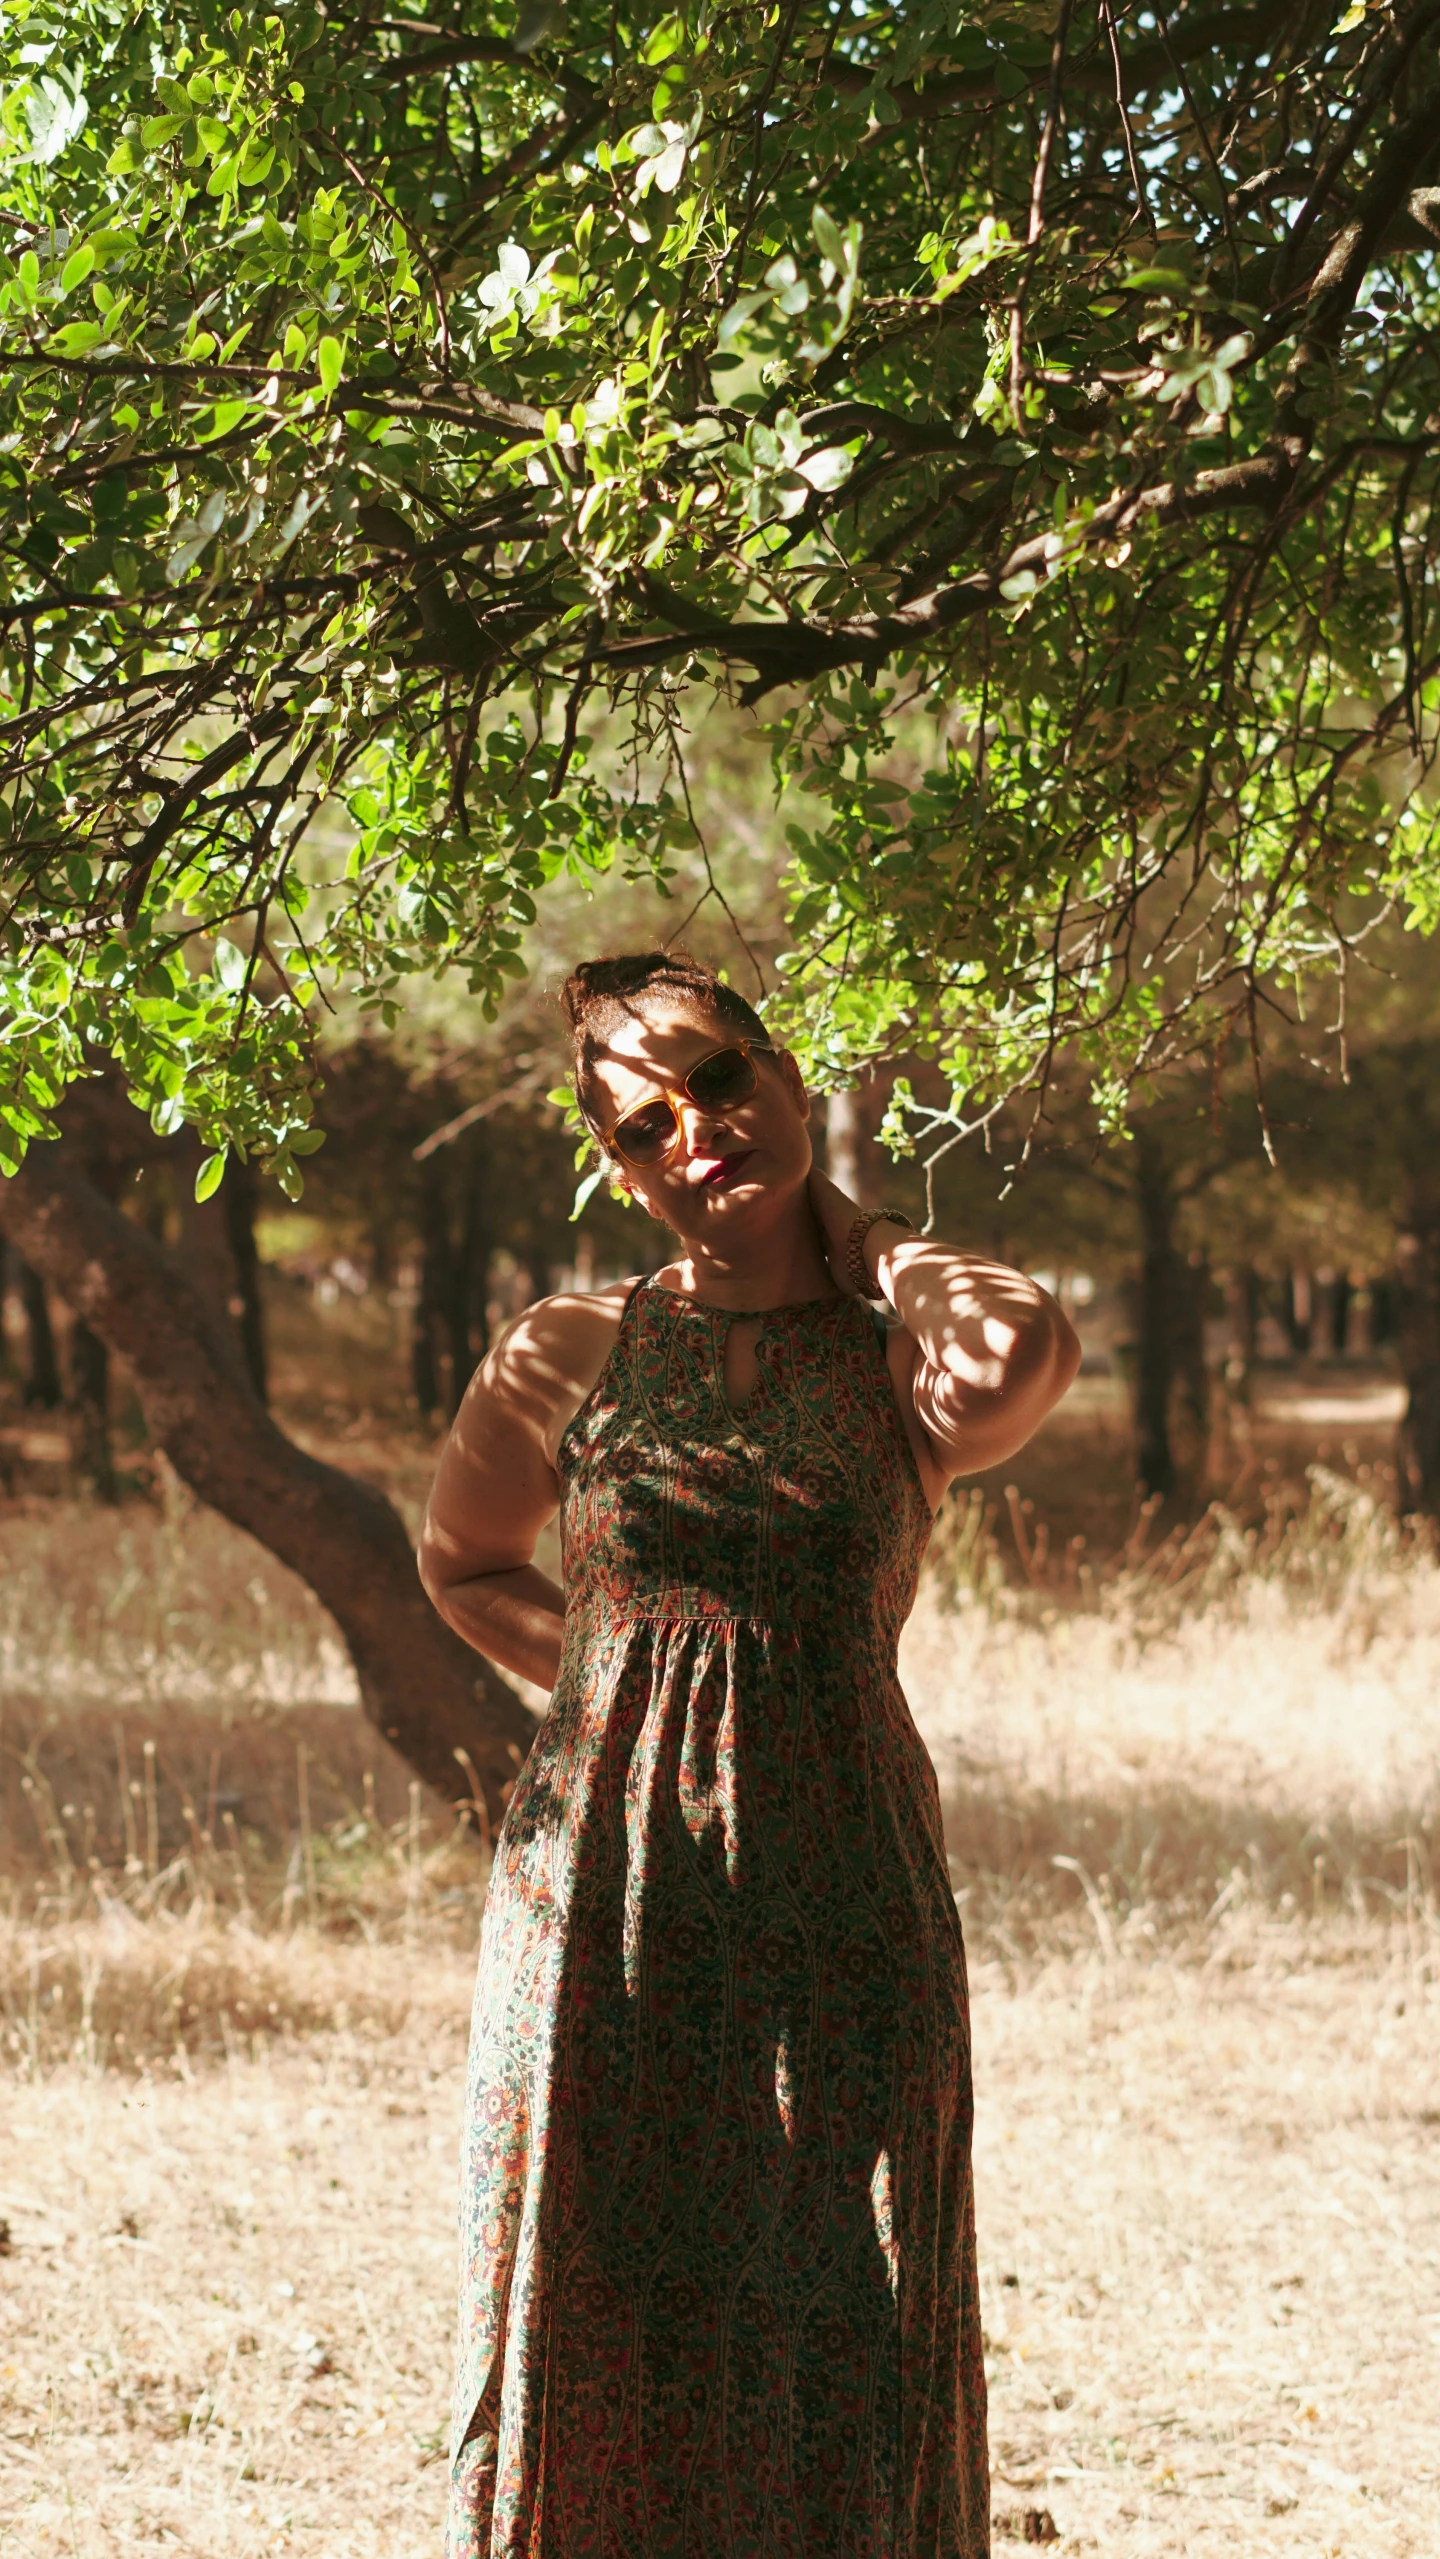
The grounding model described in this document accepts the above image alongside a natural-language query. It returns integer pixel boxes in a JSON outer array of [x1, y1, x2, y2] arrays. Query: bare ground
[[1, 1919, 1436, 2557], [2, 1454, 1439, 2555]]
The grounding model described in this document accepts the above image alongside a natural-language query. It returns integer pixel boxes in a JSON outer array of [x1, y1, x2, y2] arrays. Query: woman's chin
[[679, 1171, 796, 1239]]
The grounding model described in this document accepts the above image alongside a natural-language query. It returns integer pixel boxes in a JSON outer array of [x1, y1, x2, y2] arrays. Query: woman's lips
[[696, 1150, 755, 1189]]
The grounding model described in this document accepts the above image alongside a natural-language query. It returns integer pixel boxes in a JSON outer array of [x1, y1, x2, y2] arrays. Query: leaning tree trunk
[[0, 1142, 537, 1822], [1395, 1170, 1440, 1513]]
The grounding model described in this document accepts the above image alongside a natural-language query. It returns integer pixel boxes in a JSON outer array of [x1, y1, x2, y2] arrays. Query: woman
[[420, 951, 1079, 2559]]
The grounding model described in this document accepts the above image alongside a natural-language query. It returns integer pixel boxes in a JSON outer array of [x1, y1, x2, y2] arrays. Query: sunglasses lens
[[686, 1046, 759, 1110], [612, 1098, 679, 1167]]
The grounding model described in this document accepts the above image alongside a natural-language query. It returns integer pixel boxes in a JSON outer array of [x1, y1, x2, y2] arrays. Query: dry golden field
[[2, 1411, 1437, 2556]]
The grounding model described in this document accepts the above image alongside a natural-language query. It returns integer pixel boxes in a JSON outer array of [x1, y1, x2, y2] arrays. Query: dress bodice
[[557, 1278, 933, 1649]]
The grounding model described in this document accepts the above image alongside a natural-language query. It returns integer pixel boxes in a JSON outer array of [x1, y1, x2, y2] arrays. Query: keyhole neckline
[[645, 1275, 843, 1323]]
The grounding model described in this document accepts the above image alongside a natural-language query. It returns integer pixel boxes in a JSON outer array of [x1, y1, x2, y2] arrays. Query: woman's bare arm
[[808, 1169, 1081, 1500], [417, 1285, 629, 1691]]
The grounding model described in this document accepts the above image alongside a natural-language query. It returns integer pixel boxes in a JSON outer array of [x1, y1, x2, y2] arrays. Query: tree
[[0, 1127, 538, 1822], [0, 0, 1437, 1192]]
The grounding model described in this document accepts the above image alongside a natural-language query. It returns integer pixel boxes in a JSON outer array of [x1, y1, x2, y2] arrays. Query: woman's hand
[[805, 1166, 1081, 1490]]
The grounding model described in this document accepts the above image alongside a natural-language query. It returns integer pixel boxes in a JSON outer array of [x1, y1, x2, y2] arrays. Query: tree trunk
[[0, 1143, 537, 1820], [223, 1153, 269, 1403], [17, 1252, 61, 1407], [1126, 1131, 1208, 1502], [412, 1153, 452, 1418], [456, 1138, 490, 1389], [67, 1317, 115, 1500], [824, 1083, 884, 1207], [1395, 1173, 1440, 1512]]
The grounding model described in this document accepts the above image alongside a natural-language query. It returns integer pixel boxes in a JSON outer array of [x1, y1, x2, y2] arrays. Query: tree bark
[[223, 1153, 269, 1403], [1126, 1129, 1208, 1502], [0, 1142, 537, 1820], [412, 1152, 451, 1418], [824, 1082, 884, 1208], [16, 1252, 61, 1407], [67, 1317, 115, 1500], [1395, 1173, 1440, 1512]]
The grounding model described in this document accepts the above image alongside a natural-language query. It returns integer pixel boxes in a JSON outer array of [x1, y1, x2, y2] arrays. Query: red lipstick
[[697, 1150, 754, 1189]]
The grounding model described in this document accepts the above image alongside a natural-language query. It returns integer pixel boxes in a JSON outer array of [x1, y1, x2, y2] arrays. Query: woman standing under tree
[[420, 952, 1079, 2559]]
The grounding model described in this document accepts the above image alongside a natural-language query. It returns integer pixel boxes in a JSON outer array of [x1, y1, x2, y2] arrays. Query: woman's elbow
[[417, 1521, 462, 1613], [1047, 1301, 1083, 1397]]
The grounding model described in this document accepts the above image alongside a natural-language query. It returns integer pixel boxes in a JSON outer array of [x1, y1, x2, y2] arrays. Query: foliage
[[1, 0, 1438, 1186]]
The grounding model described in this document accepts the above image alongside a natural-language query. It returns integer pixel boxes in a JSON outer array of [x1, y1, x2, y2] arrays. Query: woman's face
[[584, 1001, 813, 1248]]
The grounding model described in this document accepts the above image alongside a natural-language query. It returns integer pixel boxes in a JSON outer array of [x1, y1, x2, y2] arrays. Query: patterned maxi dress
[[447, 1279, 989, 2559]]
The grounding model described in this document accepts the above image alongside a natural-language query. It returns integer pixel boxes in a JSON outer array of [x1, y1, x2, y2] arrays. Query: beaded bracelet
[[844, 1208, 916, 1299]]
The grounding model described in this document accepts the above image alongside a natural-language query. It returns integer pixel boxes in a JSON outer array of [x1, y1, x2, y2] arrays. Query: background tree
[[0, 0, 1436, 1185], [4, 0, 1440, 1809]]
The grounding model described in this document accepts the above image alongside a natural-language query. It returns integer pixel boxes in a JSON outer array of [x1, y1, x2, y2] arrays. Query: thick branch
[[820, 0, 1301, 121], [602, 451, 1296, 688]]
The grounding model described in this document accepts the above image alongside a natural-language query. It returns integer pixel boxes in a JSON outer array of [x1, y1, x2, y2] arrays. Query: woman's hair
[[560, 950, 768, 1122]]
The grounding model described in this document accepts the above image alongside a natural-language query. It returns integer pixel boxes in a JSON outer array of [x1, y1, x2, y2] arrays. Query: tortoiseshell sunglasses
[[597, 1039, 774, 1169]]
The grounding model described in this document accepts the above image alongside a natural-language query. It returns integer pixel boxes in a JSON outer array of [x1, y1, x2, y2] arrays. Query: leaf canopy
[[1, 0, 1437, 1175]]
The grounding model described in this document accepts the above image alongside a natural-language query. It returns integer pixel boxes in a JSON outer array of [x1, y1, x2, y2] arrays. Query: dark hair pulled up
[[560, 950, 768, 1123]]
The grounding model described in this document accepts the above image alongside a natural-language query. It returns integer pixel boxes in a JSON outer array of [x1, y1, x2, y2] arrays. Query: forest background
[[1, 0, 1438, 2551]]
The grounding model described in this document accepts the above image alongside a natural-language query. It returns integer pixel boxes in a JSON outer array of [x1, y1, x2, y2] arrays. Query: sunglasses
[[597, 1039, 773, 1170]]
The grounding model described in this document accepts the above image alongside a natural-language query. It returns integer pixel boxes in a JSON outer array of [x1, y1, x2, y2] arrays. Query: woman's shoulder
[[484, 1277, 648, 1466], [497, 1274, 641, 1361]]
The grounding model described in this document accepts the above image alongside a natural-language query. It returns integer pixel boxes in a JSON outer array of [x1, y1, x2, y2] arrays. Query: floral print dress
[[447, 1279, 988, 2558]]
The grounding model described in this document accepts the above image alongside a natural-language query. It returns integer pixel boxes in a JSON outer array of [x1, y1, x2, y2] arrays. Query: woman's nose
[[676, 1097, 729, 1150]]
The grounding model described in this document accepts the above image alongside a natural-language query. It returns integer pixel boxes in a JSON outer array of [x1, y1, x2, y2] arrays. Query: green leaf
[[797, 445, 855, 493], [1122, 266, 1191, 293], [47, 321, 105, 355], [194, 1151, 227, 1202], [317, 334, 344, 395], [812, 205, 845, 267], [59, 242, 96, 293], [569, 1165, 604, 1221], [642, 13, 683, 63]]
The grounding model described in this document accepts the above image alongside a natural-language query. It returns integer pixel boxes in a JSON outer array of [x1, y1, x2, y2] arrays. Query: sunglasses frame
[[596, 1038, 775, 1170]]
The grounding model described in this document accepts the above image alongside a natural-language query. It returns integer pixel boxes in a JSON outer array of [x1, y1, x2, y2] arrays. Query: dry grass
[[3, 1449, 1439, 2552], [0, 1923, 1435, 2557], [907, 1464, 1440, 1948]]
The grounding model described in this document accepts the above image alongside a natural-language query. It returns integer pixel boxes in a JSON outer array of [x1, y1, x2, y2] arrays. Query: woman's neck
[[661, 1193, 837, 1313]]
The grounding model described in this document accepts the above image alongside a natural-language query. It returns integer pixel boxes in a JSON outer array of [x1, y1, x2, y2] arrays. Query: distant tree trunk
[[172, 1131, 270, 1407], [824, 1082, 883, 1207], [412, 1153, 452, 1418], [223, 1154, 268, 1403], [1284, 1266, 1313, 1356], [1127, 1130, 1208, 1502], [17, 1253, 61, 1407], [457, 1139, 490, 1385], [412, 1145, 487, 1417], [67, 1317, 116, 1500], [1395, 1174, 1440, 1513], [1223, 1263, 1258, 1376], [0, 1143, 537, 1821]]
